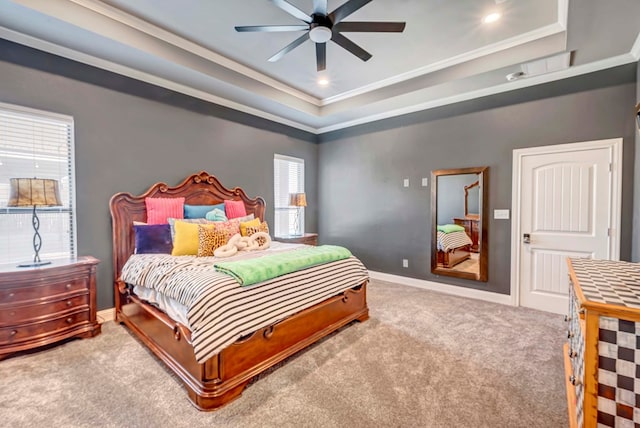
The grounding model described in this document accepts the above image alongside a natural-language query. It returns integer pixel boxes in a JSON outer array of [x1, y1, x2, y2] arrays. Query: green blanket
[[437, 224, 465, 234], [214, 245, 352, 286]]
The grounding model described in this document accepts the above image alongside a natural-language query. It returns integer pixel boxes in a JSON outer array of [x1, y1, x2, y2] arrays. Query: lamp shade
[[8, 178, 62, 207], [289, 192, 307, 207]]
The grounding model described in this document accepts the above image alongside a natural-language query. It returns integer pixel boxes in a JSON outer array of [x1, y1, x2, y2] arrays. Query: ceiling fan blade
[[316, 42, 326, 71], [235, 25, 309, 32], [329, 0, 372, 24], [331, 32, 372, 62], [268, 33, 310, 62], [334, 22, 406, 32], [313, 0, 328, 15], [270, 0, 312, 23]]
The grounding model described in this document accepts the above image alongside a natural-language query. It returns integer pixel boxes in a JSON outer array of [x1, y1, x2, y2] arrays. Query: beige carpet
[[0, 280, 567, 427]]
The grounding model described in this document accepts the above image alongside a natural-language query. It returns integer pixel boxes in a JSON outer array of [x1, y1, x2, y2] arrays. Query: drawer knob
[[9, 311, 15, 317], [10, 330, 17, 336], [66, 317, 73, 324], [8, 292, 14, 298], [65, 283, 72, 289], [66, 300, 73, 307], [567, 330, 574, 339]]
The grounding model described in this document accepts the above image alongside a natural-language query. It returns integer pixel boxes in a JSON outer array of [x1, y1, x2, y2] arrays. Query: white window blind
[[0, 102, 76, 264], [274, 154, 304, 236]]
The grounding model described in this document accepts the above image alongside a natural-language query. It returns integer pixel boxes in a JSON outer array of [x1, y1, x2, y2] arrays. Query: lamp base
[[17, 260, 52, 268]]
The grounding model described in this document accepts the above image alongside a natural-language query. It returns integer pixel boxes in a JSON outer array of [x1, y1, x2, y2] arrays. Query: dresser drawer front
[[0, 294, 89, 325], [0, 277, 87, 303], [0, 310, 90, 344], [567, 283, 585, 428]]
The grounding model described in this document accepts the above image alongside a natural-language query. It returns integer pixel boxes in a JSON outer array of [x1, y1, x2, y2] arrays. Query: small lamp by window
[[7, 178, 62, 267], [289, 192, 307, 236]]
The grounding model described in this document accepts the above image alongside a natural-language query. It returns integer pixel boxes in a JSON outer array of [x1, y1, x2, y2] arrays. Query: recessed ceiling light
[[318, 78, 330, 86], [482, 12, 501, 24]]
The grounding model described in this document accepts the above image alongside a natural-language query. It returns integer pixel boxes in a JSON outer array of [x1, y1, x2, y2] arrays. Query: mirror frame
[[431, 166, 489, 282]]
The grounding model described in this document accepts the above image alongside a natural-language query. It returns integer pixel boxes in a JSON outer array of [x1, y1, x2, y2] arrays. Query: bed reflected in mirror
[[431, 166, 488, 282]]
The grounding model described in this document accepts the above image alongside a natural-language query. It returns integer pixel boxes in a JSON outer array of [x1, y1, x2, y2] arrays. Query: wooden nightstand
[[0, 256, 101, 360], [273, 233, 318, 246]]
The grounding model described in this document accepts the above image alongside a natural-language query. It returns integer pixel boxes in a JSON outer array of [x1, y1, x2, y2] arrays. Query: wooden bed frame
[[109, 171, 369, 411], [437, 247, 471, 268]]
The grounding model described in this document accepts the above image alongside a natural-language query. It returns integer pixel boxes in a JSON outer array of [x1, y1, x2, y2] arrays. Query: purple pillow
[[134, 224, 173, 254]]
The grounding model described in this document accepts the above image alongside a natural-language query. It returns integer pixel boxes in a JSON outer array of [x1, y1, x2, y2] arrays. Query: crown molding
[[321, 22, 567, 106], [66, 0, 322, 106], [317, 52, 638, 134], [630, 31, 640, 60], [0, 25, 318, 134]]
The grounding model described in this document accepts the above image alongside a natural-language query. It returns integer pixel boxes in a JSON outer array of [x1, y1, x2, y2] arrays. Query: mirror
[[431, 166, 488, 281]]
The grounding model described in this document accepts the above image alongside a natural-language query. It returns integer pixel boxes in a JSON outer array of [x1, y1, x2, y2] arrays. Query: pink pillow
[[145, 197, 185, 225], [224, 199, 247, 219]]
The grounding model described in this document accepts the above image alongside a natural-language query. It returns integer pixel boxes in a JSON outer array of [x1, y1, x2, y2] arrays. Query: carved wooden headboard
[[109, 171, 265, 291]]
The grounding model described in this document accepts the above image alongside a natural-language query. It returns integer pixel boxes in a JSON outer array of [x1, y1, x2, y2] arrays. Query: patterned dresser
[[565, 258, 640, 427]]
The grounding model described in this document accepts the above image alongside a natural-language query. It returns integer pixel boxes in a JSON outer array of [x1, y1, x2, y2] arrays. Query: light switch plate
[[403, 178, 409, 187], [421, 177, 428, 187], [494, 209, 510, 219]]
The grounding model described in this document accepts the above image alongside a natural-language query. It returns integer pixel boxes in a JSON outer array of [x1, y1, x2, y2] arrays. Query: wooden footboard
[[437, 248, 470, 268], [116, 281, 369, 410]]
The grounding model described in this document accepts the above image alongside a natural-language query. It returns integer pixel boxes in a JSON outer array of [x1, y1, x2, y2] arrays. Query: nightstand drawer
[[0, 293, 89, 326], [0, 277, 88, 304], [0, 310, 90, 344]]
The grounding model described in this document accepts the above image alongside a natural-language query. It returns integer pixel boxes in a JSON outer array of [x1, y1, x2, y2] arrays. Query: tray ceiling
[[0, 0, 638, 133]]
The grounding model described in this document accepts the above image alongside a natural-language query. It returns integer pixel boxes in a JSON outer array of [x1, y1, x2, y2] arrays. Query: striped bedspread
[[437, 230, 472, 252], [120, 252, 369, 363]]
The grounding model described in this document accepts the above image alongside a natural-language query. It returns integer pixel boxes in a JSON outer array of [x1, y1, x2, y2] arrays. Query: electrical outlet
[[402, 259, 408, 268], [403, 178, 409, 187], [421, 177, 428, 187]]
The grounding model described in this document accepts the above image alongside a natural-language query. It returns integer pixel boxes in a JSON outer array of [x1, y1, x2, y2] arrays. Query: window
[[274, 154, 304, 236], [0, 102, 76, 264]]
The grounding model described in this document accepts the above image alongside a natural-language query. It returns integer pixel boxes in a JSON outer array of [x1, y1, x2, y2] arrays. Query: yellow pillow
[[239, 217, 261, 236], [172, 221, 211, 256], [246, 221, 270, 237]]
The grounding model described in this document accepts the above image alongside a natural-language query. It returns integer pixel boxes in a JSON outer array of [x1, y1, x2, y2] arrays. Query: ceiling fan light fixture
[[309, 26, 332, 43]]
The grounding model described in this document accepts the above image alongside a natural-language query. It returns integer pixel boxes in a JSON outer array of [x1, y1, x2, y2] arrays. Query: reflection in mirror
[[431, 167, 488, 282]]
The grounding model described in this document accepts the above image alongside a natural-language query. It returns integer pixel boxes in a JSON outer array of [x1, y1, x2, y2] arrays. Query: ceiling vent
[[506, 52, 572, 81]]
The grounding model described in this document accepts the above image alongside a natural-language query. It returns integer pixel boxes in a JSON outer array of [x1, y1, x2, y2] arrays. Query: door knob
[[523, 233, 531, 244]]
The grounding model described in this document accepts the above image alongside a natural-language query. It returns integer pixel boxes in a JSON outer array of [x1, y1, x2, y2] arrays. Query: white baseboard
[[368, 271, 514, 306], [96, 307, 115, 324]]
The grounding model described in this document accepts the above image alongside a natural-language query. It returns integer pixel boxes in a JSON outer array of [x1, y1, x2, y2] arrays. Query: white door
[[512, 139, 621, 314]]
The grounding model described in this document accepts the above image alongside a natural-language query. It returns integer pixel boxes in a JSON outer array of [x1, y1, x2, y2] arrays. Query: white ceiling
[[0, 0, 638, 134]]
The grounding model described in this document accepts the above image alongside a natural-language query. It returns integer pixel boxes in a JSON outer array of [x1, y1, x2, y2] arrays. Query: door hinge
[[608, 228, 612, 237], [609, 163, 613, 172]]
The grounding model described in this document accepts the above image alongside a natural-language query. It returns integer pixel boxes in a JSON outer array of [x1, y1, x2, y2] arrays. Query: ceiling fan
[[235, 0, 406, 71]]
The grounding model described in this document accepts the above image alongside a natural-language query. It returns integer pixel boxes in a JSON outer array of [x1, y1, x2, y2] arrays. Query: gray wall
[[318, 64, 637, 295], [0, 42, 318, 309]]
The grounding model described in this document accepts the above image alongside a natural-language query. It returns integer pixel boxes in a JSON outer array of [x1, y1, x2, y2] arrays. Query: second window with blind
[[273, 154, 305, 237]]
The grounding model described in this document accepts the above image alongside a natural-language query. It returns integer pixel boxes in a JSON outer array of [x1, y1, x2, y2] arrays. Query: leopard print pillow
[[197, 225, 228, 257], [246, 221, 270, 246]]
